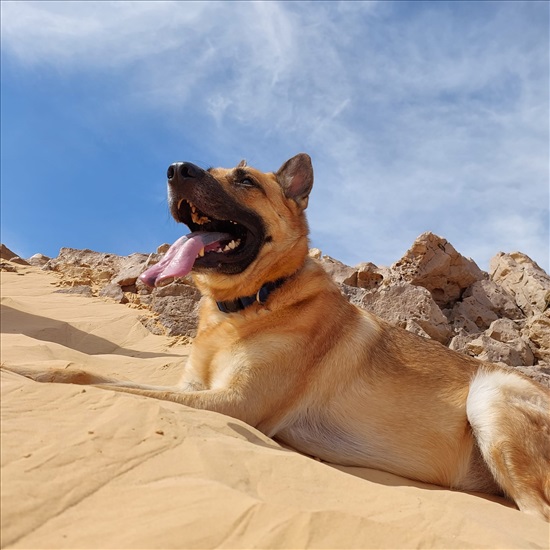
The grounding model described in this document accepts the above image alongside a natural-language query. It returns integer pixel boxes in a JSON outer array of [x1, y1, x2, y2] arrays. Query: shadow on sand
[[1, 305, 181, 359]]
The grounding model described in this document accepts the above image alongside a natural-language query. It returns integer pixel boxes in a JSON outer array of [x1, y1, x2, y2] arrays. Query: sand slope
[[1, 266, 549, 549]]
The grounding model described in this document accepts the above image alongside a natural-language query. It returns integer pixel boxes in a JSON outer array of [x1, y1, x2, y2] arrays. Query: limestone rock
[[0, 262, 18, 273], [359, 282, 451, 344], [489, 252, 550, 317], [27, 253, 51, 267], [54, 285, 94, 297], [448, 280, 524, 333], [308, 248, 322, 260], [392, 232, 485, 308], [42, 246, 202, 337], [450, 319, 534, 368], [522, 311, 550, 364], [23, 237, 549, 374], [463, 280, 524, 320], [99, 283, 128, 304], [0, 244, 30, 266], [149, 282, 202, 337], [45, 248, 122, 287], [355, 262, 386, 290], [112, 253, 150, 287], [317, 255, 358, 286]]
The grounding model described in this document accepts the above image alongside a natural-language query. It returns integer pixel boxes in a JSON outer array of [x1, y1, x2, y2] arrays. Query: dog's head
[[140, 153, 314, 301]]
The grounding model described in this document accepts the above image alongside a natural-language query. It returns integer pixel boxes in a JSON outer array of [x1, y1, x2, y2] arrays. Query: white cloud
[[2, 0, 548, 271]]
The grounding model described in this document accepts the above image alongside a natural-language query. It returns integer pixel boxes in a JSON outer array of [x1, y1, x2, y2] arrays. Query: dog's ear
[[276, 153, 314, 210], [237, 159, 247, 168]]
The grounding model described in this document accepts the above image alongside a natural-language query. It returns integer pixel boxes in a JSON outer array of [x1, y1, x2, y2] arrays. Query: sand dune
[[1, 265, 549, 549]]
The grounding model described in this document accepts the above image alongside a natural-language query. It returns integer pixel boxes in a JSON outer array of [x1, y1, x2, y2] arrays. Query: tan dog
[[5, 154, 549, 521]]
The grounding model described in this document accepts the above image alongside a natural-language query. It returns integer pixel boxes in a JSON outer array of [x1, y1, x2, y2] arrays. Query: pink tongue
[[139, 232, 232, 287]]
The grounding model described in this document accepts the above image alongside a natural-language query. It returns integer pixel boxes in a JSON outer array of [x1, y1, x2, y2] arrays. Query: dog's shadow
[[1, 305, 180, 359], [228, 420, 516, 512], [329, 463, 514, 508]]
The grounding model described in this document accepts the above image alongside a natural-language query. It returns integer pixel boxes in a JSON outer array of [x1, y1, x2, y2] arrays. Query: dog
[[4, 153, 549, 521]]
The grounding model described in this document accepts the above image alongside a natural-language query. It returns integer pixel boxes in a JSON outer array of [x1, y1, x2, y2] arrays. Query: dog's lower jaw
[[192, 238, 311, 304]]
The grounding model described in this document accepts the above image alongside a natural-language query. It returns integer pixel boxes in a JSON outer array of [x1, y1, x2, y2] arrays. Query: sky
[[1, 0, 549, 273]]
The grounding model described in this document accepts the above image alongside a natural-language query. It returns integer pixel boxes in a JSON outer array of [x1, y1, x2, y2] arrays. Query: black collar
[[216, 277, 287, 314]]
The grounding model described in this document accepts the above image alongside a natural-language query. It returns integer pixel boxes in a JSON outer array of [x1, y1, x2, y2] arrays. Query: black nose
[[167, 162, 204, 181]]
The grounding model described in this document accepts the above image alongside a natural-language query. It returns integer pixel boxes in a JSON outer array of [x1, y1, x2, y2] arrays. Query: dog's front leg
[[1, 364, 117, 385], [97, 382, 261, 427]]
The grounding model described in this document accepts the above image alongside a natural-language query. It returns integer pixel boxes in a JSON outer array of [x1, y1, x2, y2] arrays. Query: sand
[[1, 265, 549, 549]]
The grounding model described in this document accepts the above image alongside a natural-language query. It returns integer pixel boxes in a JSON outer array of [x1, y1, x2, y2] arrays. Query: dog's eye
[[239, 178, 255, 187]]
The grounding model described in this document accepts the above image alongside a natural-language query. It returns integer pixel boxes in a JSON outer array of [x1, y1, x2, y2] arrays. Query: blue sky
[[1, 1, 548, 272]]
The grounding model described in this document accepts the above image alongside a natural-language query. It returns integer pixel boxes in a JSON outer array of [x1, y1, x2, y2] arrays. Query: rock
[[356, 262, 386, 290], [153, 278, 195, 296], [42, 246, 201, 337], [1, 244, 30, 266], [392, 232, 485, 308], [0, 244, 17, 261], [464, 280, 523, 319], [308, 248, 322, 260], [149, 283, 202, 337], [45, 248, 122, 286], [522, 311, 550, 364], [99, 283, 128, 304], [157, 243, 170, 254], [54, 285, 94, 297], [447, 280, 524, 333], [317, 255, 358, 286], [450, 319, 534, 368], [489, 252, 550, 317], [111, 253, 150, 287], [0, 262, 18, 273], [339, 284, 367, 307], [27, 237, 549, 368], [27, 253, 51, 267], [359, 282, 451, 344]]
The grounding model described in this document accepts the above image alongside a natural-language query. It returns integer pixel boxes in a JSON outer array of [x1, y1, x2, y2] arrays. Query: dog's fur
[[4, 154, 549, 521]]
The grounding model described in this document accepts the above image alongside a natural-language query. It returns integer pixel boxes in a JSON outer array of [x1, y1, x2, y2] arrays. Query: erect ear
[[276, 153, 314, 210], [237, 159, 247, 168]]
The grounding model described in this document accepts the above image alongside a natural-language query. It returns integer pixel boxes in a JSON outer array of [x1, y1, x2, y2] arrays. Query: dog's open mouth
[[139, 196, 263, 287], [179, 198, 246, 254]]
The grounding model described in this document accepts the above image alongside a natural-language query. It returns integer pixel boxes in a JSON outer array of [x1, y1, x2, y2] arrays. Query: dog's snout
[[167, 162, 204, 183]]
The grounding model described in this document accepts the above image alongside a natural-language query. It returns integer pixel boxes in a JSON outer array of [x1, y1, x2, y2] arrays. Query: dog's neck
[[216, 277, 288, 314]]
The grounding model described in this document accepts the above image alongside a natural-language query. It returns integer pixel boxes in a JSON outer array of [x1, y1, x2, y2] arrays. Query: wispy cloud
[[1, 1, 548, 271]]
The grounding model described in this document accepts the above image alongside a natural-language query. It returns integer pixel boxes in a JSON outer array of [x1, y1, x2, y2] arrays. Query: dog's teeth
[[221, 240, 241, 252], [198, 248, 205, 257], [177, 198, 184, 210]]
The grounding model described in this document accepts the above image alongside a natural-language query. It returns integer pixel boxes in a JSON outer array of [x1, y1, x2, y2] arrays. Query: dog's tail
[[466, 368, 550, 521]]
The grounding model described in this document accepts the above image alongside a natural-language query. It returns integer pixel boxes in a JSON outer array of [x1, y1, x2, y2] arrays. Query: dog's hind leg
[[467, 368, 550, 521]]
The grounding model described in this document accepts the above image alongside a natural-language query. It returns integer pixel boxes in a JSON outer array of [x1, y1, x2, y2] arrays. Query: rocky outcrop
[[489, 252, 550, 317], [140, 280, 201, 338], [10, 232, 548, 385], [27, 253, 51, 267], [1, 243, 30, 266], [357, 282, 451, 344], [391, 233, 485, 308], [316, 233, 548, 385], [40, 247, 200, 338]]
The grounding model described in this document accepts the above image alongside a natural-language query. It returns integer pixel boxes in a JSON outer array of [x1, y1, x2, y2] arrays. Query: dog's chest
[[184, 343, 236, 389]]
